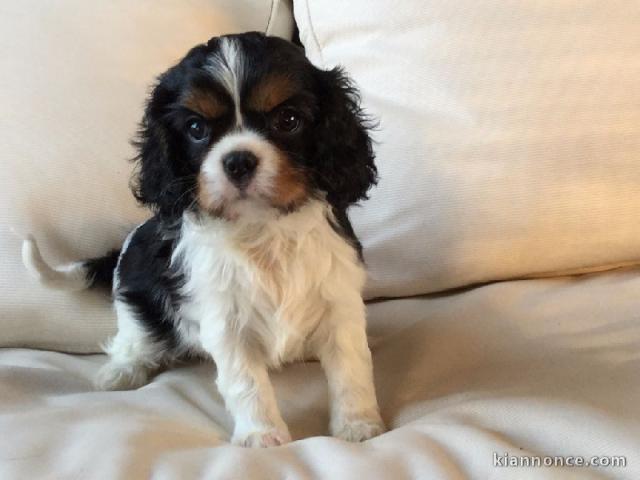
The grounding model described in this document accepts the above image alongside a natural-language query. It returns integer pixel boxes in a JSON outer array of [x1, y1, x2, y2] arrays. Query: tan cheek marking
[[271, 152, 310, 209], [248, 74, 298, 112], [182, 89, 227, 119]]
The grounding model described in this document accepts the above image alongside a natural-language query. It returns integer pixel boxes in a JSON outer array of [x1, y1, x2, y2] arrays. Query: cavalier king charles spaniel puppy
[[22, 32, 384, 447]]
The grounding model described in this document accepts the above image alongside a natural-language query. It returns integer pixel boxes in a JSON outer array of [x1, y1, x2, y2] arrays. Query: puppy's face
[[133, 33, 376, 222]]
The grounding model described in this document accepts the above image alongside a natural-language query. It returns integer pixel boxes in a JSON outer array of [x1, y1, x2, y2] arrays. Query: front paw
[[332, 415, 386, 442], [232, 427, 292, 448]]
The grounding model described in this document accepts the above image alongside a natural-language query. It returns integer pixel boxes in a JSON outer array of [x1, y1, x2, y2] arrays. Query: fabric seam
[[302, 0, 326, 67], [265, 0, 276, 34]]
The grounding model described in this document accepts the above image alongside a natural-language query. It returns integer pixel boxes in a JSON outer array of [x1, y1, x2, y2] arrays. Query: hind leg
[[95, 299, 168, 391]]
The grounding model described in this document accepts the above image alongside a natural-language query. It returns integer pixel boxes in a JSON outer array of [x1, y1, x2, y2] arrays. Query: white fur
[[95, 299, 163, 391], [205, 37, 244, 125], [21, 235, 90, 291], [170, 199, 384, 446]]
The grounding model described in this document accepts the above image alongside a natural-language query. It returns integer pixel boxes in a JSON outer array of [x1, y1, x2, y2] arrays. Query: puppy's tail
[[21, 235, 120, 292]]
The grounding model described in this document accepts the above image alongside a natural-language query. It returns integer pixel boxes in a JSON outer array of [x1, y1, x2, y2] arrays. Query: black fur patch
[[84, 250, 120, 290], [115, 218, 183, 347]]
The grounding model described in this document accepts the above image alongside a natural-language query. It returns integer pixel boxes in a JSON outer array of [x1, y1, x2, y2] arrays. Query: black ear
[[311, 68, 377, 209], [131, 79, 190, 220]]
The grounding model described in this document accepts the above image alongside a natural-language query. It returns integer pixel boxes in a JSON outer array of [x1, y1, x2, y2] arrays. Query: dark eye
[[186, 117, 209, 142], [271, 107, 302, 134]]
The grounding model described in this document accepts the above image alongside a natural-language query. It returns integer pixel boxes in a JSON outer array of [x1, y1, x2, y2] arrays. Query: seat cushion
[[1, 267, 638, 478]]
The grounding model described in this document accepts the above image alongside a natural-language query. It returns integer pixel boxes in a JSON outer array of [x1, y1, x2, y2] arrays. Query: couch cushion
[[2, 267, 639, 478], [0, 0, 293, 352], [294, 0, 640, 299]]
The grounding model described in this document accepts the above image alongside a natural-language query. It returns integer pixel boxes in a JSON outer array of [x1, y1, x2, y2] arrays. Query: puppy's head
[[133, 32, 376, 222]]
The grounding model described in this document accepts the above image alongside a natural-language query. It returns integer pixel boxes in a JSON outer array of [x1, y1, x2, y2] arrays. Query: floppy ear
[[311, 67, 377, 209], [131, 80, 190, 220]]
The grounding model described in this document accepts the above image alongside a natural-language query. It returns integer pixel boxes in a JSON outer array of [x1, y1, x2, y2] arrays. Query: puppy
[[22, 32, 384, 447]]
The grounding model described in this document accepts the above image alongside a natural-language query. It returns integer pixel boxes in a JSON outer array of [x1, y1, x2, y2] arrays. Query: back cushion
[[294, 1, 640, 299], [0, 0, 293, 352]]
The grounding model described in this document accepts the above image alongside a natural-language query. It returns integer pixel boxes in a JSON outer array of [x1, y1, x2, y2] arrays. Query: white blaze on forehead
[[205, 37, 244, 125]]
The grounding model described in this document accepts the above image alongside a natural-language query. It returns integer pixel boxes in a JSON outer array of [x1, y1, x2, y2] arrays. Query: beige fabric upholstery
[[2, 268, 638, 478], [294, 0, 640, 300], [0, 0, 293, 351]]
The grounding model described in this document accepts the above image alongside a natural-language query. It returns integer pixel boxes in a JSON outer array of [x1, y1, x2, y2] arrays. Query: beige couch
[[1, 1, 639, 479]]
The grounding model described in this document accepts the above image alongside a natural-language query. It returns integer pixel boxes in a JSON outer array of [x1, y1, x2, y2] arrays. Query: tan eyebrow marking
[[247, 74, 300, 112], [181, 88, 228, 119]]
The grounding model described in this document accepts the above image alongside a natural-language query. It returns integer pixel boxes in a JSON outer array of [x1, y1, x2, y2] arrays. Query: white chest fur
[[172, 200, 366, 367]]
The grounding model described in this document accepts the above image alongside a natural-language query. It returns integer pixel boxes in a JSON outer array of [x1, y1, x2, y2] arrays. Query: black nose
[[222, 150, 258, 186]]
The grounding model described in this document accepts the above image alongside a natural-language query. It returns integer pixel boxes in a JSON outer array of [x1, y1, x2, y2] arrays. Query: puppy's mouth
[[197, 171, 262, 221]]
